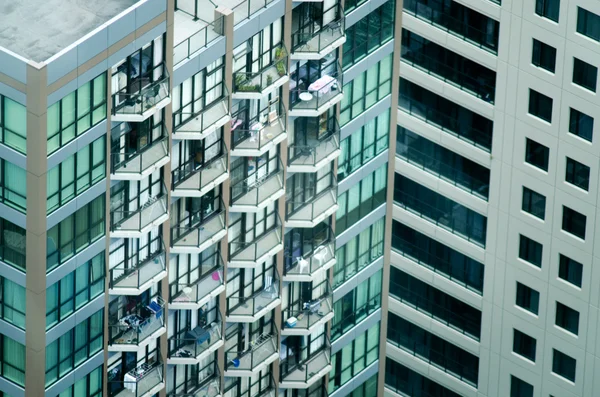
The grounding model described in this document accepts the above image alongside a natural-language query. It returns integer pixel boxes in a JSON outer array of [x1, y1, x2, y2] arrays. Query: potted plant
[[267, 75, 273, 86]]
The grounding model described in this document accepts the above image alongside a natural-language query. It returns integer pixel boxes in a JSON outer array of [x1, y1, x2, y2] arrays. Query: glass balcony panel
[[173, 87, 230, 140], [112, 123, 170, 179], [291, 4, 345, 58], [112, 64, 171, 120], [286, 186, 338, 226], [280, 333, 331, 385], [170, 253, 225, 308], [111, 184, 169, 236], [171, 198, 227, 252], [172, 145, 229, 197], [173, 10, 224, 67], [229, 213, 283, 267], [109, 353, 164, 397], [108, 297, 166, 349], [230, 159, 285, 210], [225, 325, 279, 373], [233, 44, 288, 96], [231, 100, 287, 155], [168, 306, 223, 360], [289, 63, 343, 114], [229, 0, 276, 25], [288, 130, 340, 171], [167, 362, 221, 397], [109, 237, 167, 293], [282, 280, 334, 333], [284, 227, 336, 280], [226, 269, 281, 319]]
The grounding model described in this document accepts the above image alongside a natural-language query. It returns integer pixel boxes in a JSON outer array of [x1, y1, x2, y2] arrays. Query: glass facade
[[0, 218, 26, 272], [0, 334, 25, 386], [0, 96, 26, 154], [0, 276, 25, 329], [57, 365, 103, 397], [0, 160, 26, 213]]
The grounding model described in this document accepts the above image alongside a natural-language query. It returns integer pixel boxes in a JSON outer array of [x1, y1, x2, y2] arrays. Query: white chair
[[297, 256, 309, 274]]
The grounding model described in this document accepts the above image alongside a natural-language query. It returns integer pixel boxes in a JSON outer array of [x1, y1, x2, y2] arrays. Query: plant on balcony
[[235, 74, 261, 92], [267, 75, 273, 86], [275, 47, 287, 77]]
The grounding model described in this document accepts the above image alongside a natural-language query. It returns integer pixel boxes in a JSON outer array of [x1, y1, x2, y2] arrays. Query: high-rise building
[[0, 0, 399, 396]]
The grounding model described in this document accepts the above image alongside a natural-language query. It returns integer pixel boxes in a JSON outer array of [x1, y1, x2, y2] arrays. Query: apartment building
[[0, 0, 399, 396], [385, 1, 600, 397]]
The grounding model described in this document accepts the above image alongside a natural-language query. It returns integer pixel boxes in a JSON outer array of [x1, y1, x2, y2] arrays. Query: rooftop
[[0, 0, 139, 62]]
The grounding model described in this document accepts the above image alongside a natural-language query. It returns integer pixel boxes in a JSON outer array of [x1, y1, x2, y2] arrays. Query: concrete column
[[24, 61, 48, 397]]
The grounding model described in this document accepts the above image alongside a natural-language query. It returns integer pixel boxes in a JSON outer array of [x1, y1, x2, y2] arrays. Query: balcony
[[288, 122, 340, 173], [109, 237, 167, 295], [291, 5, 345, 60], [170, 252, 225, 310], [168, 306, 224, 364], [173, 6, 224, 68], [285, 181, 338, 228], [233, 44, 289, 99], [108, 352, 165, 397], [230, 100, 287, 157], [172, 144, 229, 198], [171, 198, 227, 254], [283, 227, 336, 282], [110, 184, 169, 238], [281, 280, 334, 336], [226, 269, 281, 322], [289, 63, 343, 117], [167, 361, 222, 397], [229, 213, 284, 269], [229, 159, 285, 212], [225, 328, 279, 376], [111, 122, 170, 181], [172, 90, 230, 141], [108, 297, 166, 352], [279, 334, 332, 388], [112, 64, 171, 122]]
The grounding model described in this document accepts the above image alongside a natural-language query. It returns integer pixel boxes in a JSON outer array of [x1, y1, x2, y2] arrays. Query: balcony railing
[[282, 280, 334, 334], [108, 297, 166, 350], [172, 87, 230, 140], [230, 0, 275, 25], [170, 252, 225, 309], [288, 120, 340, 172], [280, 333, 332, 386], [226, 269, 281, 320], [112, 64, 171, 120], [172, 142, 229, 197], [233, 44, 289, 97], [168, 306, 223, 361], [230, 100, 287, 156], [174, 16, 224, 68], [284, 227, 336, 281], [167, 361, 221, 397], [291, 4, 345, 58], [111, 124, 170, 179], [230, 159, 285, 211], [229, 212, 283, 268], [110, 183, 169, 237], [226, 326, 279, 373], [286, 187, 338, 228], [108, 352, 165, 397], [109, 236, 167, 294], [289, 63, 343, 114], [171, 198, 227, 253]]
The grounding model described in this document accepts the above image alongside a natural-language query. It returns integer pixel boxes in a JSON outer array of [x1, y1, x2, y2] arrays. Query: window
[[522, 187, 546, 220], [340, 55, 392, 126], [338, 110, 389, 181], [0, 335, 25, 386], [525, 138, 549, 171], [350, 374, 377, 397], [519, 235, 543, 267], [513, 329, 536, 362], [569, 108, 593, 142], [516, 282, 540, 315], [577, 7, 600, 42], [565, 158, 590, 191], [45, 309, 103, 387], [47, 73, 107, 154], [552, 349, 576, 382], [57, 365, 102, 397], [562, 206, 586, 240], [0, 96, 27, 154], [535, 0, 560, 22], [573, 58, 597, 92], [532, 39, 557, 72], [528, 89, 553, 122], [0, 160, 26, 213], [46, 195, 105, 272], [385, 359, 462, 397], [47, 136, 106, 214], [46, 251, 105, 329], [511, 375, 534, 397], [0, 277, 25, 329], [555, 302, 579, 335], [333, 218, 384, 288], [558, 254, 583, 288], [0, 219, 26, 272]]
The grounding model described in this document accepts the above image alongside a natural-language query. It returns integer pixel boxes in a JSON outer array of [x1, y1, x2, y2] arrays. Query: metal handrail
[[174, 16, 225, 67], [291, 3, 345, 53], [289, 62, 344, 112], [112, 64, 170, 115], [110, 183, 169, 232], [226, 268, 281, 317], [172, 141, 228, 191], [229, 212, 283, 263], [280, 332, 331, 381], [230, 158, 284, 205], [233, 43, 288, 93], [170, 197, 226, 246], [169, 252, 225, 303], [109, 236, 166, 289], [173, 85, 230, 135]]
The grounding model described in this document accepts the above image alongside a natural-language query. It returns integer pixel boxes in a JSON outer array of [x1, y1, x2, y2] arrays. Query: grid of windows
[[45, 309, 103, 387], [562, 206, 586, 240], [0, 335, 25, 386], [336, 164, 387, 234], [569, 108, 593, 142], [0, 160, 26, 213], [46, 195, 105, 272], [338, 110, 389, 181], [573, 58, 597, 92], [516, 282, 540, 315], [328, 322, 380, 393], [339, 54, 392, 126], [47, 73, 107, 155], [333, 218, 384, 288], [385, 358, 462, 397], [47, 135, 106, 214], [522, 187, 546, 220], [565, 157, 590, 191], [558, 254, 583, 288], [332, 270, 382, 341], [555, 302, 579, 335], [0, 96, 26, 154], [513, 329, 536, 362], [0, 277, 25, 330], [532, 38, 557, 72], [46, 251, 105, 329], [57, 365, 103, 397], [519, 234, 543, 268], [577, 7, 600, 42], [525, 138, 550, 171], [528, 89, 553, 122], [0, 218, 26, 272]]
